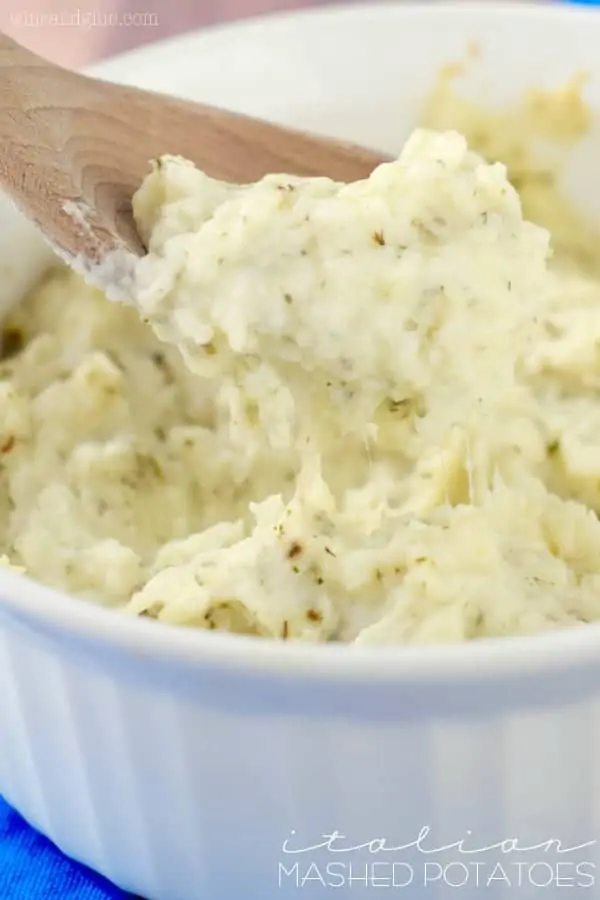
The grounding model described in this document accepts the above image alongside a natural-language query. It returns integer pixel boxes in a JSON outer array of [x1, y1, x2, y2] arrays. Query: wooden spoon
[[0, 32, 388, 285]]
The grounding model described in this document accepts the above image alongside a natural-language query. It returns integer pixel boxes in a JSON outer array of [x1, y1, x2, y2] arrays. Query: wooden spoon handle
[[0, 30, 388, 268], [0, 32, 47, 66], [0, 31, 137, 260]]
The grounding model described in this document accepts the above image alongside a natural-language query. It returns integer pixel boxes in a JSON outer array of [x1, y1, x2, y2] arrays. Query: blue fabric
[[0, 796, 134, 899]]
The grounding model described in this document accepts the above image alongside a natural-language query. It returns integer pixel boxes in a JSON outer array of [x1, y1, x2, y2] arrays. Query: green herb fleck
[[0, 327, 25, 361]]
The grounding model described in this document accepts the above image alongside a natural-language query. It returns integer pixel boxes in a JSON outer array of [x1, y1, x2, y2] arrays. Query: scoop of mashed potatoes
[[3, 86, 600, 645], [132, 131, 550, 459]]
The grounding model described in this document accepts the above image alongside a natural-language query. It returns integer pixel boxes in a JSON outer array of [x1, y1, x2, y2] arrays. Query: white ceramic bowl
[[3, 4, 600, 899]]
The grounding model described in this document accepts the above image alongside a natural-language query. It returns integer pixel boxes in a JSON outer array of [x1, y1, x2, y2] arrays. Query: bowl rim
[[4, 567, 600, 683], [85, 0, 600, 88], [4, 0, 600, 684]]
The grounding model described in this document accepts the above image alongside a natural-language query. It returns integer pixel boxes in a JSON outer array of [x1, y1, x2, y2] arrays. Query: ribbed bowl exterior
[[2, 608, 600, 900]]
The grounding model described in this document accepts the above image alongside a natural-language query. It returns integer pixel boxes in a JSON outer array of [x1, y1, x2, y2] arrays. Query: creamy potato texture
[[4, 82, 600, 644]]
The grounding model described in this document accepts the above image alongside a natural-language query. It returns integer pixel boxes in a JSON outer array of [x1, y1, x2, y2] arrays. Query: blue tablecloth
[[0, 796, 133, 899]]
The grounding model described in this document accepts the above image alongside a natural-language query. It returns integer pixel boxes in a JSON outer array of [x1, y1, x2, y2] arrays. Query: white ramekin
[[2, 5, 600, 898]]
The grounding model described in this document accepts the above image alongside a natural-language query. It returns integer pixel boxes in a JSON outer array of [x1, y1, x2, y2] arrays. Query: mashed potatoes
[[3, 82, 600, 645]]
